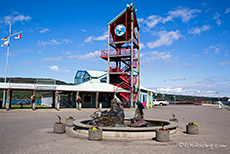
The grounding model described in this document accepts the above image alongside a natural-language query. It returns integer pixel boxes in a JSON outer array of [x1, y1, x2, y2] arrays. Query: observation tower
[[100, 3, 140, 107]]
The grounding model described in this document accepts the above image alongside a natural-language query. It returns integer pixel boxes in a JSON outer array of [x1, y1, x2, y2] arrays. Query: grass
[[1, 105, 51, 109]]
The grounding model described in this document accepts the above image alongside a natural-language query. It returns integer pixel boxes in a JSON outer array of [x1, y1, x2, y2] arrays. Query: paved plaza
[[0, 105, 229, 154]]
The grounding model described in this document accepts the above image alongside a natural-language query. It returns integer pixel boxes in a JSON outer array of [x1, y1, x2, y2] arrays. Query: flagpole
[[2, 23, 11, 106]]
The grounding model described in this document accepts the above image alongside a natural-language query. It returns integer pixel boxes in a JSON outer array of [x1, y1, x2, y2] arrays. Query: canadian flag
[[14, 34, 23, 39]]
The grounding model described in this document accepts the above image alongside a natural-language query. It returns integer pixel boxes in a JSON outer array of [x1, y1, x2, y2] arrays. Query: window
[[83, 93, 92, 104], [100, 76, 107, 83], [143, 94, 147, 102], [98, 93, 107, 102], [74, 71, 91, 85]]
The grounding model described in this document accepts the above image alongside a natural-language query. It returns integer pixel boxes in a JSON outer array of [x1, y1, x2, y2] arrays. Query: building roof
[[0, 81, 129, 93], [86, 70, 107, 78], [140, 85, 155, 93], [57, 80, 128, 93]]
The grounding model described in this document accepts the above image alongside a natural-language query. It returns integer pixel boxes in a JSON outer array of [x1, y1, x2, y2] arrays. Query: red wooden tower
[[100, 3, 140, 107]]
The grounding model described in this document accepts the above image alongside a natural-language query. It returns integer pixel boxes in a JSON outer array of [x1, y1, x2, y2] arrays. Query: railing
[[110, 66, 121, 73], [101, 48, 135, 58], [116, 82, 131, 91], [121, 65, 130, 72], [120, 74, 137, 84]]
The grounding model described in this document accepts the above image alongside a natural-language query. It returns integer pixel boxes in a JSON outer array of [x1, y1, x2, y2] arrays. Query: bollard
[[32, 103, 36, 110], [99, 103, 102, 111], [6, 102, 10, 110], [79, 103, 82, 111], [57, 103, 60, 111]]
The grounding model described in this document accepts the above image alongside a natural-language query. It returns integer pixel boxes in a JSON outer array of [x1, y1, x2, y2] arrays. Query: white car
[[153, 99, 169, 106]]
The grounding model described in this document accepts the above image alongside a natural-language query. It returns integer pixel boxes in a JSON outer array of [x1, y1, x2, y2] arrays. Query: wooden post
[[107, 25, 111, 84], [6, 89, 11, 110], [55, 91, 59, 110], [32, 90, 36, 110], [76, 92, 79, 110], [147, 91, 149, 108], [96, 92, 99, 109], [52, 91, 55, 108], [137, 27, 140, 102], [150, 92, 153, 108], [130, 5, 134, 108]]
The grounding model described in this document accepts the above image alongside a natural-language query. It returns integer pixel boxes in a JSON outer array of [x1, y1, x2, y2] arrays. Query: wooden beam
[[96, 92, 99, 109]]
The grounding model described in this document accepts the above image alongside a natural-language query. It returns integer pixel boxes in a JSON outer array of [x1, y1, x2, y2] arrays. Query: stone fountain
[[73, 95, 178, 139]]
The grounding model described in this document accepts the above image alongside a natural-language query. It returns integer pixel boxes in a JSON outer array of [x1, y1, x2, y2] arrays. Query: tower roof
[[108, 3, 139, 29]]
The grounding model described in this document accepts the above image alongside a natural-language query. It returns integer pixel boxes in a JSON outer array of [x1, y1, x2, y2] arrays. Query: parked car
[[153, 99, 169, 106]]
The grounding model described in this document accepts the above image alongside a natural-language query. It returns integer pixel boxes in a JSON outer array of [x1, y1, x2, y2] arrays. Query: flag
[[1, 36, 9, 41], [14, 33, 22, 39], [1, 40, 9, 47]]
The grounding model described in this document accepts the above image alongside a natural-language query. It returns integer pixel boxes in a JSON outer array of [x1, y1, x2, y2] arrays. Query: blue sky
[[0, 0, 229, 97]]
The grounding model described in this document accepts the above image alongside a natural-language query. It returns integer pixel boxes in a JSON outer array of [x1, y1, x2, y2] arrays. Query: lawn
[[1, 105, 51, 109]]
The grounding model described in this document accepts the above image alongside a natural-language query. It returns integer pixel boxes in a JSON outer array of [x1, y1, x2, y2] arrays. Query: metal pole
[[2, 23, 11, 106]]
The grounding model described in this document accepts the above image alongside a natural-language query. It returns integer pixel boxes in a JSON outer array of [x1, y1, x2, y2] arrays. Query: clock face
[[115, 24, 126, 36]]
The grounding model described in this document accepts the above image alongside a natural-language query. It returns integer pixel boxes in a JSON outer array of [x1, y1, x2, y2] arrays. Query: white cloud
[[42, 57, 62, 62], [3, 12, 31, 24], [81, 29, 87, 32], [157, 87, 183, 93], [204, 44, 222, 55], [94, 32, 108, 41], [139, 42, 145, 49], [147, 30, 182, 48], [49, 65, 70, 73], [188, 25, 211, 35], [225, 8, 230, 14], [38, 39, 72, 46], [63, 39, 72, 44], [145, 15, 162, 28], [68, 50, 101, 60], [202, 2, 207, 7], [143, 51, 175, 63], [151, 76, 230, 97], [84, 36, 93, 43], [84, 32, 108, 43], [209, 44, 221, 54], [219, 61, 230, 66], [137, 18, 144, 23], [23, 57, 62, 65], [167, 7, 201, 23], [39, 28, 50, 33], [213, 12, 221, 26], [62, 67, 70, 72], [140, 53, 145, 58], [171, 77, 186, 81], [142, 7, 201, 28], [49, 65, 59, 71]]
